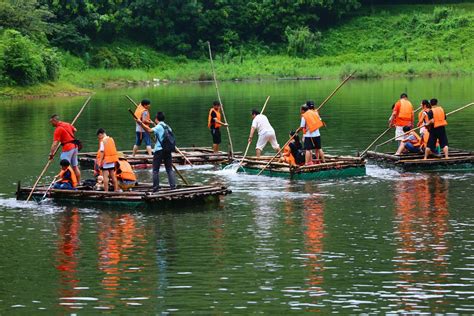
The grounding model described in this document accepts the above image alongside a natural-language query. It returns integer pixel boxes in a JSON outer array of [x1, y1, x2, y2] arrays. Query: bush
[[1, 30, 46, 85], [285, 26, 321, 57], [42, 48, 60, 81], [90, 47, 119, 68]]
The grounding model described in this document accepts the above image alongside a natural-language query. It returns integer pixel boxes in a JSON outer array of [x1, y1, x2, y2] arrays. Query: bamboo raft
[[78, 147, 232, 169], [366, 148, 474, 171], [16, 182, 231, 206], [232, 154, 366, 180]]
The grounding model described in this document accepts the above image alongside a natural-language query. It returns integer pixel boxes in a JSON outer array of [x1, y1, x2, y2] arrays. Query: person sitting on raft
[[395, 126, 422, 155], [281, 131, 305, 166], [54, 159, 78, 190], [115, 153, 137, 191]]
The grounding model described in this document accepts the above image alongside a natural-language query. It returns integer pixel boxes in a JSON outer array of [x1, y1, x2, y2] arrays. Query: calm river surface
[[0, 77, 473, 313]]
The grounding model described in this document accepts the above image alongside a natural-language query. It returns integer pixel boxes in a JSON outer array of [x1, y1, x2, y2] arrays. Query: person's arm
[[215, 119, 228, 126], [248, 127, 256, 143], [142, 111, 153, 125], [97, 142, 105, 167], [135, 118, 154, 133], [388, 102, 400, 127], [49, 140, 60, 160]]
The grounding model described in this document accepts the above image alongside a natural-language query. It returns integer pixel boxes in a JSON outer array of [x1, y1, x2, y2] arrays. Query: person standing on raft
[[96, 128, 120, 192], [300, 102, 325, 165], [388, 93, 414, 145], [133, 99, 153, 157], [248, 109, 280, 157], [424, 99, 449, 159], [208, 101, 228, 153]]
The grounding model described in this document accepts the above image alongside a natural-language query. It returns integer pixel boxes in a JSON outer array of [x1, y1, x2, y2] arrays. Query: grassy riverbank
[[1, 3, 473, 98]]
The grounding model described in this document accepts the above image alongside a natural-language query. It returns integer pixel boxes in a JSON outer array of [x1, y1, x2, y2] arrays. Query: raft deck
[[366, 148, 474, 171], [78, 147, 232, 169], [16, 182, 231, 206], [233, 154, 366, 180]]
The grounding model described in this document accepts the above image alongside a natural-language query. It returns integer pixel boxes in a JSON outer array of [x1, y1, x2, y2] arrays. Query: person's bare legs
[[213, 144, 219, 153], [103, 170, 110, 192], [109, 170, 119, 191], [443, 146, 449, 159], [132, 145, 139, 157], [146, 145, 152, 156], [395, 142, 406, 155], [256, 148, 262, 157], [424, 147, 432, 160], [318, 149, 325, 163], [305, 150, 312, 164]]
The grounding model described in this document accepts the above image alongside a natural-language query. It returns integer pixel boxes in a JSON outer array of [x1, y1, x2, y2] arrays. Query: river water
[[0, 77, 473, 313]]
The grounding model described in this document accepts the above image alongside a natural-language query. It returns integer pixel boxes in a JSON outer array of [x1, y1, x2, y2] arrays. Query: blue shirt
[[152, 122, 172, 152]]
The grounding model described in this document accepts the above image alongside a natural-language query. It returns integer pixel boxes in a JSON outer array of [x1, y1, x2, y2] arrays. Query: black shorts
[[427, 126, 448, 151], [211, 128, 221, 145], [304, 136, 321, 150], [101, 166, 115, 171]]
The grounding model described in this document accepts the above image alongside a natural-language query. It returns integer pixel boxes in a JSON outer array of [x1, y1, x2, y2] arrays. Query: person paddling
[[208, 101, 229, 153], [49, 114, 81, 184], [424, 99, 449, 159], [132, 99, 153, 156], [248, 109, 280, 157], [300, 102, 325, 165], [388, 93, 414, 145]]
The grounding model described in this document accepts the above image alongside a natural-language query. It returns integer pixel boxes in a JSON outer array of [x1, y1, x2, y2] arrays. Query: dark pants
[[152, 150, 176, 191]]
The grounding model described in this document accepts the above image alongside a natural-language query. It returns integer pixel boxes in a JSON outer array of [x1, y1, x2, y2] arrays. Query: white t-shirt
[[300, 117, 320, 137], [251, 114, 275, 136]]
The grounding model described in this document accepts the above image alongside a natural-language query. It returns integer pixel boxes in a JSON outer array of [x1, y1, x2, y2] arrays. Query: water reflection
[[56, 207, 81, 305], [393, 175, 450, 312]]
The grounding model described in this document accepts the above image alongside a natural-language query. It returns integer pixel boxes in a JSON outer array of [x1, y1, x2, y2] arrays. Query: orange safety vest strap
[[58, 166, 78, 187], [134, 105, 149, 126], [409, 132, 422, 147], [208, 108, 221, 128], [103, 137, 119, 164], [116, 160, 137, 182], [432, 106, 448, 128]]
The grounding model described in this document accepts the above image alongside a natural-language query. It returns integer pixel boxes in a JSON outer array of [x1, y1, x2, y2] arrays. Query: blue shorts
[[54, 182, 75, 190], [135, 131, 151, 146], [405, 142, 421, 153], [60, 148, 78, 167]]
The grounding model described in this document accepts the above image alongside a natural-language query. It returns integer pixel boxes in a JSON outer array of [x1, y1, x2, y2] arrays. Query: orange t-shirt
[[54, 122, 76, 152]]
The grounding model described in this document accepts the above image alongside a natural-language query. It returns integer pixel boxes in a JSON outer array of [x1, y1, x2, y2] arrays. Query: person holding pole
[[424, 98, 449, 159], [388, 93, 414, 145], [208, 101, 228, 153], [49, 114, 81, 184], [300, 103, 325, 165], [136, 111, 177, 192], [133, 99, 153, 156], [96, 128, 120, 192], [248, 109, 280, 158]]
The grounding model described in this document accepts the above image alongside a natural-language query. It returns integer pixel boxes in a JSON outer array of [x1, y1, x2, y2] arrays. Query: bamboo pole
[[236, 96, 270, 172], [376, 102, 474, 148], [207, 41, 234, 157], [316, 71, 355, 111], [26, 96, 92, 202], [125, 95, 194, 166], [127, 109, 190, 185]]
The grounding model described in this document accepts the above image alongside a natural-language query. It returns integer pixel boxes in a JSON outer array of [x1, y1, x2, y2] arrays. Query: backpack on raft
[[158, 124, 176, 153]]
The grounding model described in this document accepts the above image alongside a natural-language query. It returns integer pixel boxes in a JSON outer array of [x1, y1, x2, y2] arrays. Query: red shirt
[[54, 122, 76, 152]]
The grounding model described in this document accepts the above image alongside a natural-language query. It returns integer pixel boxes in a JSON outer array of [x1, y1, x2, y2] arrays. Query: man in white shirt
[[248, 109, 280, 157]]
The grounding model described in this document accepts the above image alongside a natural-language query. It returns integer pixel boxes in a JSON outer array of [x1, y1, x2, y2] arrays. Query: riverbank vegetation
[[1, 1, 473, 97]]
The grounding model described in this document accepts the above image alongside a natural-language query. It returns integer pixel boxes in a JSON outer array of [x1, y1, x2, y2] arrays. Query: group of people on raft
[[46, 92, 449, 192], [208, 100, 326, 167], [388, 93, 449, 159]]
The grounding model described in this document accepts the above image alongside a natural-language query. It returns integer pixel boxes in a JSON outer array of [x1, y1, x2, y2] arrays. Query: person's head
[[402, 126, 411, 133], [306, 100, 315, 110], [300, 105, 309, 113], [60, 159, 70, 170], [289, 130, 300, 143], [212, 101, 221, 109], [97, 175, 104, 184], [251, 109, 260, 117], [141, 99, 151, 107], [400, 93, 408, 99], [49, 114, 60, 126], [430, 98, 438, 106], [421, 99, 430, 108], [96, 128, 106, 140], [156, 111, 165, 122]]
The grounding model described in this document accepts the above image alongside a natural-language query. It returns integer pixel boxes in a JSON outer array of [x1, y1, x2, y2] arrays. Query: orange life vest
[[283, 144, 296, 166], [58, 166, 78, 188], [398, 99, 413, 120], [208, 108, 221, 128], [417, 110, 429, 127], [408, 132, 422, 147], [116, 160, 137, 182], [134, 105, 149, 126], [103, 136, 119, 164], [302, 110, 324, 134], [432, 106, 448, 128]]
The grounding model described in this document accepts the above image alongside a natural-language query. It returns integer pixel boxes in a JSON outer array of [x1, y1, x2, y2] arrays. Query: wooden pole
[[236, 96, 270, 172], [359, 127, 392, 157], [26, 96, 92, 202], [376, 102, 474, 148], [207, 41, 234, 157], [316, 71, 355, 111], [127, 109, 190, 185], [256, 128, 302, 176], [125, 95, 194, 166]]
